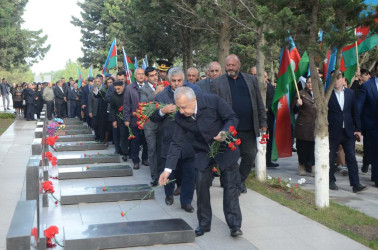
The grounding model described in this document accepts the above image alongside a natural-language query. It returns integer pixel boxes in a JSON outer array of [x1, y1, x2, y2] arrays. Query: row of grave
[[6, 108, 194, 249]]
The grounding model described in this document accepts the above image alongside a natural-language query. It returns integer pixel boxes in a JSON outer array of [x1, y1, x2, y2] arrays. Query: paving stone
[[56, 134, 95, 142], [57, 153, 121, 165], [55, 141, 107, 151], [58, 164, 133, 179], [63, 218, 195, 250], [60, 184, 154, 204]]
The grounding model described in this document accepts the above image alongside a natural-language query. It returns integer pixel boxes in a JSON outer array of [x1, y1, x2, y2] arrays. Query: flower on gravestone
[[295, 184, 299, 189], [84, 153, 86, 157], [44, 225, 63, 248], [31, 227, 38, 242], [277, 177, 281, 183], [80, 142, 82, 145], [267, 175, 272, 180], [102, 187, 108, 191], [86, 166, 90, 170], [42, 181, 60, 204], [97, 152, 100, 155], [121, 211, 126, 217], [286, 183, 291, 188]]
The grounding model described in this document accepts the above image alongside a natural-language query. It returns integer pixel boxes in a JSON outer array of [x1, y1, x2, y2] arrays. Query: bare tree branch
[[239, 0, 258, 21]]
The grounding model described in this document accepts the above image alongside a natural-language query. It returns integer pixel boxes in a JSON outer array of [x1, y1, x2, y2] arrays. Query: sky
[[22, 0, 83, 75]]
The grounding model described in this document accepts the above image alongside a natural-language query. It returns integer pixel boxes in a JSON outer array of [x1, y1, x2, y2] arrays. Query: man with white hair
[[159, 86, 243, 237], [186, 67, 199, 84], [197, 62, 222, 93]]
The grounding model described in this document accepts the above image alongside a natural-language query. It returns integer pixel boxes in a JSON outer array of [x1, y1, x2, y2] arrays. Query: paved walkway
[[0, 116, 370, 250]]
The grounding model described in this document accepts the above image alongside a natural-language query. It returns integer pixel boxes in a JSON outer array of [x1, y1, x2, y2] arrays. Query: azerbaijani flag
[[122, 47, 135, 84], [89, 65, 93, 77], [323, 48, 337, 89], [102, 38, 117, 74], [134, 56, 138, 69], [142, 58, 147, 70], [342, 26, 378, 68], [78, 67, 82, 88], [271, 47, 296, 161]]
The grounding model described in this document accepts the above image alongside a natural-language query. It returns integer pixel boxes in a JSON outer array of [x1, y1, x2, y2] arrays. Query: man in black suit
[[53, 80, 67, 118], [150, 67, 200, 213], [81, 77, 94, 127], [357, 61, 378, 187], [25, 83, 37, 121], [159, 87, 243, 237], [328, 72, 366, 193], [210, 54, 267, 194], [197, 62, 222, 93]]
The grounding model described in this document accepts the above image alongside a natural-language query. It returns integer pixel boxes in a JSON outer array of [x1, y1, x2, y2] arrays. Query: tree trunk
[[308, 0, 329, 208], [270, 56, 275, 85], [187, 29, 193, 68], [217, 18, 230, 70], [255, 24, 267, 181]]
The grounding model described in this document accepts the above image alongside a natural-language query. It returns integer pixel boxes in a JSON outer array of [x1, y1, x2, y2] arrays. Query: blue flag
[[134, 57, 138, 69], [142, 59, 147, 70], [89, 66, 93, 77]]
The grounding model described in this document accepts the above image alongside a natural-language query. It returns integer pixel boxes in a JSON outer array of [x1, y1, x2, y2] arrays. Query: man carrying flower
[[159, 86, 243, 237]]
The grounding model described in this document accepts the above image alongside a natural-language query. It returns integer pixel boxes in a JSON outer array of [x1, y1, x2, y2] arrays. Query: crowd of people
[[1, 56, 377, 237]]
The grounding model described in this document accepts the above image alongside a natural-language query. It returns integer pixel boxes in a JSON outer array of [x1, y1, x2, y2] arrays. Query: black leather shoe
[[142, 160, 149, 166], [133, 163, 140, 170], [150, 180, 158, 187], [267, 162, 279, 168], [181, 204, 194, 213], [165, 195, 174, 205], [361, 165, 369, 173], [195, 226, 210, 237], [375, 182, 378, 187], [292, 147, 297, 152], [240, 183, 247, 194], [174, 186, 181, 196], [353, 184, 367, 193], [230, 228, 243, 237], [122, 155, 127, 161], [329, 182, 338, 190]]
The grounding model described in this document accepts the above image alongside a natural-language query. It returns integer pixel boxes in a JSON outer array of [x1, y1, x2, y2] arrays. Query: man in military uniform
[[156, 60, 173, 81]]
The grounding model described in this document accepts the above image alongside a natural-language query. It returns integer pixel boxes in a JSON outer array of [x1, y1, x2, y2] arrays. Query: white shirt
[[164, 101, 198, 173], [137, 82, 144, 88], [334, 87, 345, 128], [58, 86, 64, 93]]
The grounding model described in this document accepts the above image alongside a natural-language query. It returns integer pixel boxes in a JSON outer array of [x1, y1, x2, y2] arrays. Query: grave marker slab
[[60, 184, 154, 204], [63, 219, 195, 250], [56, 134, 95, 142], [57, 153, 121, 165], [58, 164, 132, 179], [55, 141, 107, 151]]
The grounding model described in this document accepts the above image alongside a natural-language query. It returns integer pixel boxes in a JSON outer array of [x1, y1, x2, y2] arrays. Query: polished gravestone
[[55, 141, 107, 151], [63, 118, 84, 125], [58, 164, 133, 179], [6, 200, 37, 250], [60, 124, 87, 130], [61, 128, 92, 135], [56, 134, 95, 142], [60, 184, 154, 204], [57, 153, 120, 165], [64, 218, 195, 250]]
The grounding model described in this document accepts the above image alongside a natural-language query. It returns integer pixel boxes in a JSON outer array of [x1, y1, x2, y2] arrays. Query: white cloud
[[22, 0, 83, 74]]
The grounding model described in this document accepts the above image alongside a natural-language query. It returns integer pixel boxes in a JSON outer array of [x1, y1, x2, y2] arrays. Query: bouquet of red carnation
[[128, 126, 135, 140], [44, 225, 63, 247], [157, 81, 169, 87], [134, 102, 177, 129], [42, 181, 60, 205], [45, 136, 58, 151], [208, 125, 241, 158]]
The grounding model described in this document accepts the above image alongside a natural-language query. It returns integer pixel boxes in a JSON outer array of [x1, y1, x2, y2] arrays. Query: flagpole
[[289, 62, 301, 101], [354, 28, 360, 71]]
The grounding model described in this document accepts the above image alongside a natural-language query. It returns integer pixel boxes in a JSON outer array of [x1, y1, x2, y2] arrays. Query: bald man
[[197, 62, 222, 93], [211, 54, 267, 194]]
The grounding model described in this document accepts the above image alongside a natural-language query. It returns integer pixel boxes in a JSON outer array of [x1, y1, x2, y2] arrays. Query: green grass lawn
[[0, 113, 15, 135], [246, 174, 378, 249]]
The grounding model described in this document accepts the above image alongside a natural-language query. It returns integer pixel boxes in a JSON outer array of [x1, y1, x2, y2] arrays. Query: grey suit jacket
[[197, 78, 212, 94], [210, 73, 267, 136], [0, 83, 10, 95], [88, 91, 99, 117], [140, 82, 159, 130]]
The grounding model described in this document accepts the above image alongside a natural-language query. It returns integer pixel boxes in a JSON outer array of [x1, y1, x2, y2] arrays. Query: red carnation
[[118, 106, 123, 112], [155, 103, 159, 109], [235, 139, 241, 146], [228, 142, 234, 148], [232, 131, 237, 136], [211, 167, 218, 173], [229, 126, 235, 132], [231, 146, 236, 151], [44, 225, 59, 244]]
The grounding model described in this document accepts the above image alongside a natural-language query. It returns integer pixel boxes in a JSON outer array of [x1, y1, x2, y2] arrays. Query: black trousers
[[162, 157, 195, 205], [129, 126, 148, 163], [26, 103, 35, 120], [296, 139, 315, 167], [329, 129, 360, 186], [196, 163, 242, 230], [238, 130, 257, 184], [46, 101, 54, 120], [266, 112, 274, 163], [367, 130, 378, 183], [92, 115, 106, 141], [362, 131, 371, 167], [56, 102, 64, 118]]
